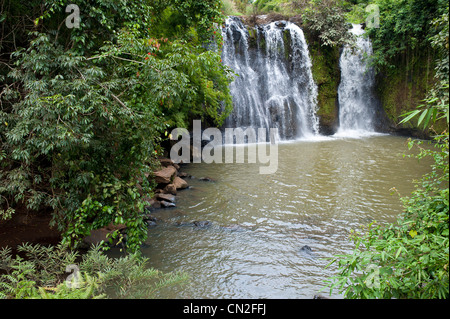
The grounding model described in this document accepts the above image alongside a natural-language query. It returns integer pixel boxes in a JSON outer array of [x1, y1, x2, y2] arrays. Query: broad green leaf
[[399, 109, 421, 124]]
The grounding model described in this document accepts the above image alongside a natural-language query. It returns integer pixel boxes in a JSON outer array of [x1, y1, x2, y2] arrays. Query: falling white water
[[335, 24, 378, 138], [221, 17, 319, 141]]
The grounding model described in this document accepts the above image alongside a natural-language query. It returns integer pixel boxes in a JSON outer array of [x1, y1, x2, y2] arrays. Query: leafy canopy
[[0, 0, 232, 252]]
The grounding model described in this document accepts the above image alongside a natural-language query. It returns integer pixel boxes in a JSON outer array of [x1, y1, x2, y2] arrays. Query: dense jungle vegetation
[[0, 0, 448, 299]]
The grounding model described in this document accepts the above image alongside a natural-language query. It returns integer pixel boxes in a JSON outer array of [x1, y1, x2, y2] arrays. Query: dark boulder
[[160, 200, 176, 208], [156, 193, 176, 203], [163, 183, 177, 195], [193, 220, 213, 228], [299, 245, 316, 258], [153, 166, 177, 184], [173, 176, 188, 190]]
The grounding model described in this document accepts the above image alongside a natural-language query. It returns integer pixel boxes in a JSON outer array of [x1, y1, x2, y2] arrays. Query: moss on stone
[[308, 42, 341, 134], [375, 51, 436, 131], [247, 26, 258, 49], [283, 29, 291, 62]]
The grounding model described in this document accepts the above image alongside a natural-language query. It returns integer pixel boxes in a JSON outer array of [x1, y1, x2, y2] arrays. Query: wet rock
[[144, 198, 161, 211], [146, 219, 157, 227], [153, 166, 177, 184], [173, 176, 188, 190], [160, 200, 176, 208], [156, 193, 176, 203], [193, 221, 213, 228], [83, 223, 126, 247], [220, 224, 248, 232], [275, 21, 286, 28], [178, 172, 190, 178], [198, 176, 215, 182], [163, 183, 177, 195], [313, 295, 330, 299], [299, 245, 315, 258]]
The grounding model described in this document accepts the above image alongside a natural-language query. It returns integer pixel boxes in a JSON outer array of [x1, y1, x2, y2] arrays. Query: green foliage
[[324, 5, 449, 298], [399, 5, 449, 132], [0, 243, 188, 299], [308, 42, 341, 130], [0, 243, 95, 299], [254, 0, 286, 12], [365, 0, 447, 71], [0, 0, 232, 251], [80, 246, 189, 298], [325, 132, 449, 298], [301, 0, 354, 47]]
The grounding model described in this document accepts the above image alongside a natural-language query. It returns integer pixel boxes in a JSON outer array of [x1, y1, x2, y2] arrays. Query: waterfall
[[221, 17, 319, 141], [336, 24, 377, 136]]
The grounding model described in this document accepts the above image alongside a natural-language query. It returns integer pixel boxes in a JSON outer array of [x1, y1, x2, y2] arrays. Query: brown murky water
[[141, 134, 432, 298]]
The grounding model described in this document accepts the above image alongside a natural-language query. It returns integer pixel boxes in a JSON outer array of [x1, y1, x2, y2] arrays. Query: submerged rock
[[300, 245, 312, 252], [299, 245, 316, 258], [173, 221, 193, 227], [193, 220, 213, 228], [173, 220, 213, 229], [219, 224, 248, 232], [313, 294, 330, 299], [156, 193, 176, 203], [160, 200, 176, 208]]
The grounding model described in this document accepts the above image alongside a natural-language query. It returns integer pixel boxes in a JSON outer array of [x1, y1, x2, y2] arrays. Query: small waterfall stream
[[336, 24, 378, 136], [221, 17, 319, 140]]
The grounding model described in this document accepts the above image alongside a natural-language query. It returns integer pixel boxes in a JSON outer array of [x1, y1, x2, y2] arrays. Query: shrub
[[0, 243, 188, 299]]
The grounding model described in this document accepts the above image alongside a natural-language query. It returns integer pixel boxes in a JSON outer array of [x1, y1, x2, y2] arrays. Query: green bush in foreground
[[0, 0, 232, 252], [324, 4, 449, 299], [325, 133, 449, 298], [0, 243, 188, 299]]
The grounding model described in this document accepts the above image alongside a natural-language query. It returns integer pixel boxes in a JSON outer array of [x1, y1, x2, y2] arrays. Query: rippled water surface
[[141, 135, 432, 298]]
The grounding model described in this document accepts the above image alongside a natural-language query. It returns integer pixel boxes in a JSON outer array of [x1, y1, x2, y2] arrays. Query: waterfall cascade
[[221, 17, 319, 141], [336, 24, 377, 136]]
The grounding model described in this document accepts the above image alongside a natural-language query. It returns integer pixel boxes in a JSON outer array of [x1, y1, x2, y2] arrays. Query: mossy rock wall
[[308, 42, 341, 135], [374, 50, 441, 137]]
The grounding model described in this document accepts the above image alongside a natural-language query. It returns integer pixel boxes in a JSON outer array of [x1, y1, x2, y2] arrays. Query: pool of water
[[140, 134, 432, 298]]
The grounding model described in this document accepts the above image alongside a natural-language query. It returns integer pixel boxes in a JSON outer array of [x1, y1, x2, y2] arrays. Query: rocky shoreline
[[145, 158, 189, 209], [83, 157, 211, 248]]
